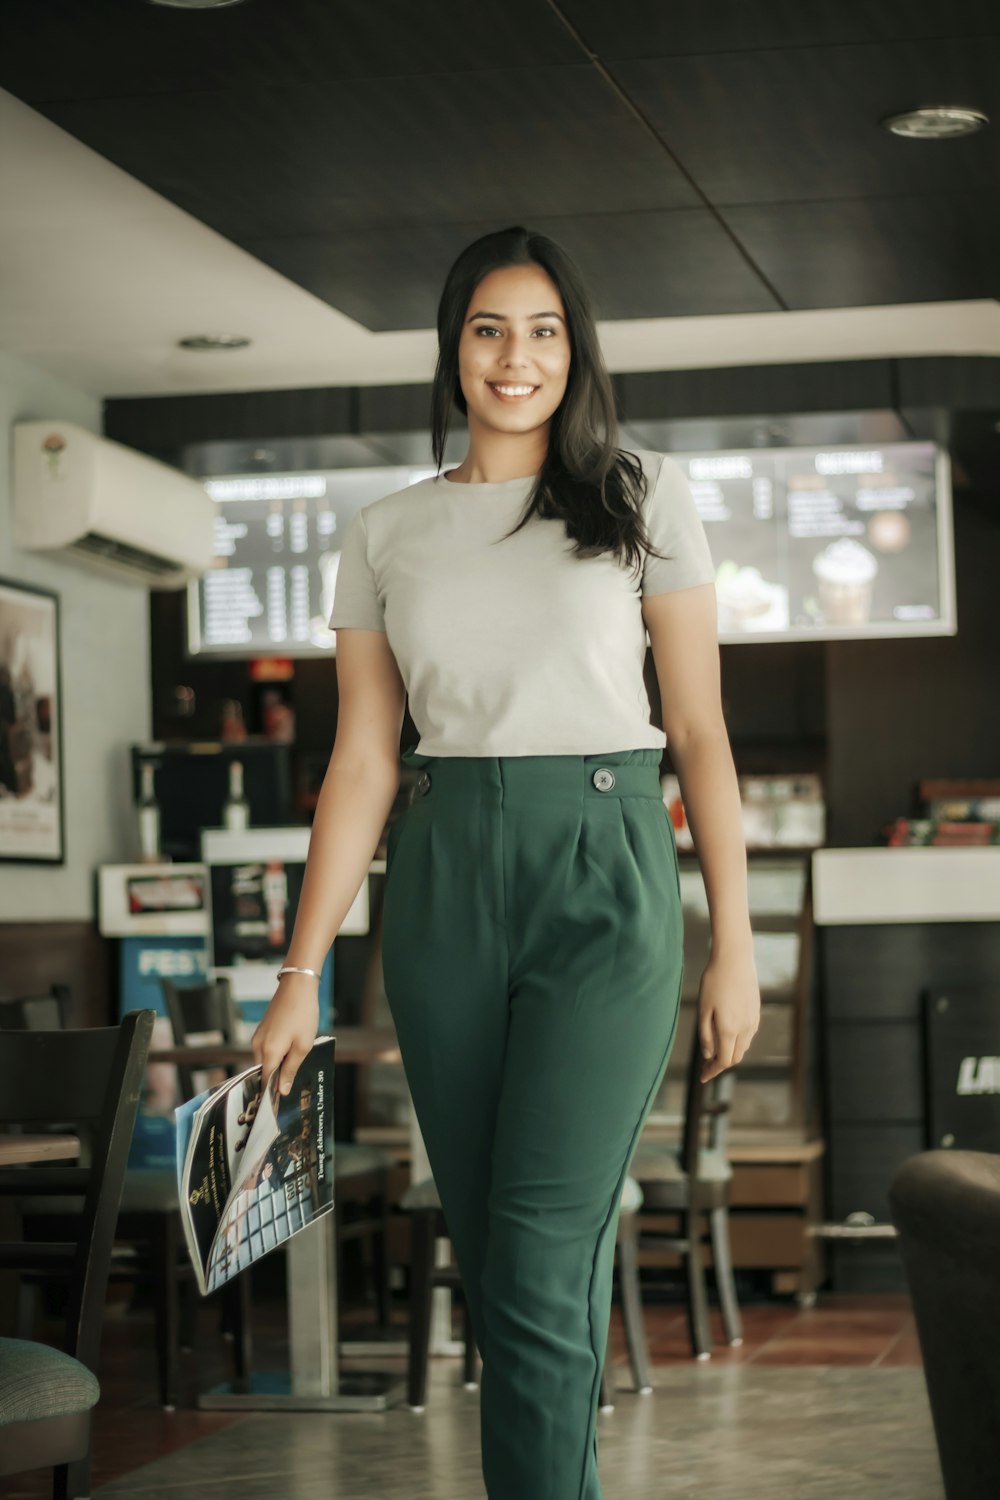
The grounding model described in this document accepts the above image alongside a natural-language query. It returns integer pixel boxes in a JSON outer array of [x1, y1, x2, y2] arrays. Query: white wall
[[0, 348, 150, 920]]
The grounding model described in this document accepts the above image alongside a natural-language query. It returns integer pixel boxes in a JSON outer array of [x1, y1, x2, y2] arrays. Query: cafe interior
[[1, 3, 1000, 1498]]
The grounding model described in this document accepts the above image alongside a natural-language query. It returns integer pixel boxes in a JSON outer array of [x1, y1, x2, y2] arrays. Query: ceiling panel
[[613, 37, 1000, 206], [0, 0, 580, 102], [248, 209, 779, 330], [2, 0, 999, 351], [726, 196, 1000, 308], [559, 0, 1000, 60], [42, 65, 701, 245]]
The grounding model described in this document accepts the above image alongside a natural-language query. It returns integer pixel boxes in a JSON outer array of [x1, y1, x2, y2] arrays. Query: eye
[[475, 325, 502, 337], [532, 326, 556, 337]]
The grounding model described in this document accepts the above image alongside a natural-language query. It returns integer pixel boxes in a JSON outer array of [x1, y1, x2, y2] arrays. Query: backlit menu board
[[677, 441, 955, 641], [186, 465, 431, 657], [186, 442, 955, 655]]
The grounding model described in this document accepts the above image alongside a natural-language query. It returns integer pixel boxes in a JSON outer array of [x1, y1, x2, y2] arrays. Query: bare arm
[[251, 628, 406, 1093], [642, 583, 760, 1081]]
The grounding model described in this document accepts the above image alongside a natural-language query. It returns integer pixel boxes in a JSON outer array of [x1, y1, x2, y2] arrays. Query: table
[[0, 1135, 80, 1166], [149, 1027, 402, 1069], [149, 1032, 405, 1413]]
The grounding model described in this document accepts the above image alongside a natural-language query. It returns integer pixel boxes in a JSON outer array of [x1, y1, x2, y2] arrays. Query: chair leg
[[178, 1275, 198, 1351], [373, 1178, 391, 1332], [152, 1216, 180, 1408], [407, 1209, 436, 1410], [682, 1205, 712, 1360], [229, 1271, 254, 1387], [599, 1321, 614, 1410], [55, 1445, 91, 1500], [461, 1294, 478, 1387], [617, 1214, 653, 1393], [709, 1204, 743, 1346]]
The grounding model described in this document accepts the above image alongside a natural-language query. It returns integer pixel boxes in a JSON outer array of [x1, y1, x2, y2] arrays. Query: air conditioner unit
[[12, 420, 216, 588]]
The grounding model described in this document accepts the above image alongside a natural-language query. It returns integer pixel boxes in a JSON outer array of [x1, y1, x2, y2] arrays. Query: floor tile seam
[[870, 1323, 915, 1368]]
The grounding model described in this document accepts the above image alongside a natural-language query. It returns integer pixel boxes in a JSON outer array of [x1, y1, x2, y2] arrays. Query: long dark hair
[[430, 225, 672, 578]]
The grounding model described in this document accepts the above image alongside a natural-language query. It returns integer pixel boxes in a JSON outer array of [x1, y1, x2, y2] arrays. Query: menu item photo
[[674, 440, 953, 643]]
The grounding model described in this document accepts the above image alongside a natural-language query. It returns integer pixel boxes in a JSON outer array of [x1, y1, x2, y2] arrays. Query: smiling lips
[[487, 381, 539, 401]]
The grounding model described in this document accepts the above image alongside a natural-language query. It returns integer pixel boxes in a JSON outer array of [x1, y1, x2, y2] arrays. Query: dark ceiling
[[3, 0, 1000, 331]]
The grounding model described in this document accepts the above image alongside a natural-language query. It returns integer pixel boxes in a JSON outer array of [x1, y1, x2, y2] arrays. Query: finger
[[699, 1013, 716, 1060], [278, 1047, 305, 1096], [260, 1048, 284, 1089]]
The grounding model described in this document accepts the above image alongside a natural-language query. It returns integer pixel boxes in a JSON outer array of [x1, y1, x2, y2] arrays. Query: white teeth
[[492, 384, 536, 396]]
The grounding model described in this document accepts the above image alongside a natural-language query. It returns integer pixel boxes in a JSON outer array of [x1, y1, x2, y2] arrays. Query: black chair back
[[0, 983, 71, 1031], [161, 976, 240, 1102], [0, 1011, 154, 1374]]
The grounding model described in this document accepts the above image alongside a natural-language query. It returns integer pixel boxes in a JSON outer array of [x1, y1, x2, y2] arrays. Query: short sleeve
[[640, 454, 717, 596], [329, 509, 386, 631]]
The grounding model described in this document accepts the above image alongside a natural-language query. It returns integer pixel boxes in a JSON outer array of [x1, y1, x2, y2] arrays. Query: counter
[[812, 847, 1000, 1292]]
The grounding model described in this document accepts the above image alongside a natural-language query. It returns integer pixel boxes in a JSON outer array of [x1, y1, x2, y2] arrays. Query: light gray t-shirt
[[329, 449, 715, 757]]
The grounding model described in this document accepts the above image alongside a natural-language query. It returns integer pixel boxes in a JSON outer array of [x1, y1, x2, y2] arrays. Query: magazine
[[174, 1036, 336, 1296]]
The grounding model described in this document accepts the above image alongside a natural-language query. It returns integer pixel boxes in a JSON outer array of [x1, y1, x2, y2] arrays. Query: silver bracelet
[[277, 965, 322, 982]]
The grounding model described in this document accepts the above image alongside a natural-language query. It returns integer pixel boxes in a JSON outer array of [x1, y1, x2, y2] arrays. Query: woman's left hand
[[697, 948, 761, 1084]]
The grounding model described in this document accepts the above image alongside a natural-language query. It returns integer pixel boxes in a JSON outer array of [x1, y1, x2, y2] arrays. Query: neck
[[446, 416, 550, 484]]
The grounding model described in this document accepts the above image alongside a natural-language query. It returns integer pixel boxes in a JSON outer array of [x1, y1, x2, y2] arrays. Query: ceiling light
[[882, 106, 989, 140], [147, 1, 246, 9], [177, 333, 252, 351]]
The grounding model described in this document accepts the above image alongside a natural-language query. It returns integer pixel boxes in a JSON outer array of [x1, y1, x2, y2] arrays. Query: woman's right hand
[[251, 976, 320, 1097]]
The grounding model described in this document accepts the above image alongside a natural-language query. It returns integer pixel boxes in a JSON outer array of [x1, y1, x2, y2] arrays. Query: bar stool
[[630, 1023, 742, 1359], [400, 1172, 652, 1410]]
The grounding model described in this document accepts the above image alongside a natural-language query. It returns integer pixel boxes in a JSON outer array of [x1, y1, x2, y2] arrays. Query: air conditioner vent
[[71, 531, 181, 578]]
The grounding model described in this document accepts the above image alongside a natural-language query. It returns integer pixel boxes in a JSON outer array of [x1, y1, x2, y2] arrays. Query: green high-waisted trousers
[[381, 745, 685, 1500]]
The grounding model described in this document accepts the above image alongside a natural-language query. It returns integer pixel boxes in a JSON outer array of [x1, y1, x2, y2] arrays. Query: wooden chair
[[114, 976, 253, 1408], [400, 1172, 652, 1411], [0, 984, 70, 1032], [3, 981, 251, 1409], [0, 1010, 154, 1500], [629, 1023, 742, 1359]]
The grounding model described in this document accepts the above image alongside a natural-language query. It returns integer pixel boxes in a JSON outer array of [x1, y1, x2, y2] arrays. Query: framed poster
[[0, 577, 64, 863]]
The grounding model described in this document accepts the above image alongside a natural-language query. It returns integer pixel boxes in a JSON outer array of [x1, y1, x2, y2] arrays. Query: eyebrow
[[467, 309, 565, 323]]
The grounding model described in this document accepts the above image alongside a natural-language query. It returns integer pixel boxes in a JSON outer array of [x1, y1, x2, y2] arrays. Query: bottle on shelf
[[136, 761, 161, 863], [222, 758, 250, 832]]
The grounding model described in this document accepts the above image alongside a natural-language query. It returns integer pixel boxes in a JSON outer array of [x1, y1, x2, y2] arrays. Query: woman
[[252, 225, 760, 1500]]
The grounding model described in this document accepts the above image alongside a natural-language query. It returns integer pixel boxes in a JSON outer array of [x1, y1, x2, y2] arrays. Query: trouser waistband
[[400, 747, 664, 804]]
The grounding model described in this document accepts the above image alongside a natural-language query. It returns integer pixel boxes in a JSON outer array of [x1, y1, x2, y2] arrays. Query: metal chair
[[630, 1022, 742, 1359], [400, 1172, 653, 1411], [0, 1011, 154, 1500]]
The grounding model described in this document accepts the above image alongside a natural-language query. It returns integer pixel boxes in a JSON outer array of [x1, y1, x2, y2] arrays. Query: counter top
[[812, 846, 1000, 925]]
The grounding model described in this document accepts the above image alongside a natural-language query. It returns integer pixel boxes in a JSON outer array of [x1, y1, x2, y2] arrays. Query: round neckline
[[436, 469, 538, 490]]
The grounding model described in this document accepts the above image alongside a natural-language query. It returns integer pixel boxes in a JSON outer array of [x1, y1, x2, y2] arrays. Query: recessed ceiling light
[[147, 1, 246, 9], [177, 333, 252, 351], [882, 106, 989, 140]]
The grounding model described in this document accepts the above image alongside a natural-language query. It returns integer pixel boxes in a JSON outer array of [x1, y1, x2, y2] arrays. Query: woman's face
[[457, 263, 570, 441]]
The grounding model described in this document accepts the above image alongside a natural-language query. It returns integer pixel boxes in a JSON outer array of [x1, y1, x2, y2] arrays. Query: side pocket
[[658, 802, 682, 903]]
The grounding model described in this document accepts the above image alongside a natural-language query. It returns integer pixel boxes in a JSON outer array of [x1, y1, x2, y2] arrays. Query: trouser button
[[417, 771, 432, 795], [592, 768, 615, 792]]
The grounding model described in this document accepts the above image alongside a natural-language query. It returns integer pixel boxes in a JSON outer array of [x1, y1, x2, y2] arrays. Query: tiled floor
[[1, 1293, 934, 1499]]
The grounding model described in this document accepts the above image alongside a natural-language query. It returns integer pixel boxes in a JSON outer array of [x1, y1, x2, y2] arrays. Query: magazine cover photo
[[175, 1036, 335, 1295]]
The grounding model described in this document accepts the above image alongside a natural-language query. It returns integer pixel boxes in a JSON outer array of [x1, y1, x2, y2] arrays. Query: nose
[[499, 332, 531, 369]]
